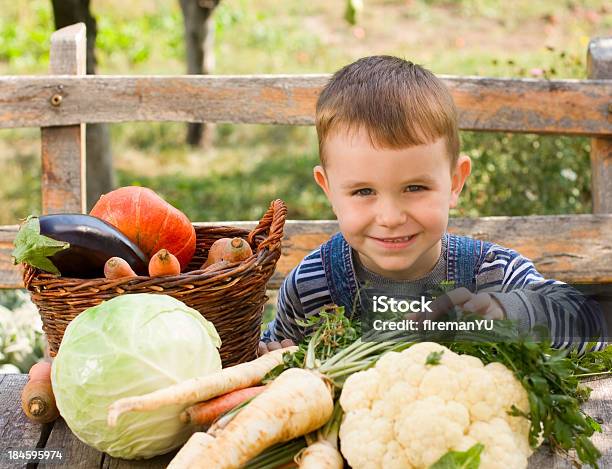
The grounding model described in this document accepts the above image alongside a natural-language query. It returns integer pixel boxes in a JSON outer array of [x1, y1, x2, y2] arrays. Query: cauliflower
[[339, 342, 532, 469]]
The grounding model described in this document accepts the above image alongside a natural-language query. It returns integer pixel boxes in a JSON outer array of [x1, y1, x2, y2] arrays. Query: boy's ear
[[313, 165, 331, 198], [313, 165, 336, 214], [449, 155, 471, 208]]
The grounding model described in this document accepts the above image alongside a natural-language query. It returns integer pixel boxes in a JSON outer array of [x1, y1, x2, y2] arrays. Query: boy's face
[[314, 128, 470, 280]]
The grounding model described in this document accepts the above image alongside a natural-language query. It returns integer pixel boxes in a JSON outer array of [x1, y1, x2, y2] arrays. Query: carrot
[[148, 249, 181, 277], [104, 257, 137, 279], [28, 361, 51, 381], [200, 260, 230, 273], [180, 385, 267, 425], [203, 238, 230, 268], [107, 346, 296, 427], [21, 375, 59, 424], [168, 368, 334, 469], [223, 238, 253, 262], [203, 237, 252, 267]]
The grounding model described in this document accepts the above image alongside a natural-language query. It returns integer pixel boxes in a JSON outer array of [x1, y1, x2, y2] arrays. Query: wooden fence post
[[587, 37, 612, 214], [40, 23, 87, 214]]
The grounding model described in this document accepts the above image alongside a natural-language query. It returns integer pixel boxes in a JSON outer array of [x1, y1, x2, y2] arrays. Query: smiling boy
[[260, 56, 606, 353], [316, 130, 463, 282]]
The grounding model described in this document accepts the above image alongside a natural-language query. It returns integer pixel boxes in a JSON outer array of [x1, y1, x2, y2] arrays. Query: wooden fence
[[0, 24, 611, 289]]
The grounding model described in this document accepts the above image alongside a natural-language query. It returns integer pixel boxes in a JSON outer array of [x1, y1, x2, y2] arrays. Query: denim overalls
[[320, 232, 493, 317]]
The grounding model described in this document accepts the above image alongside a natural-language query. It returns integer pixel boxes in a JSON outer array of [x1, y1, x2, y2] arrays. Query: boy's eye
[[352, 188, 373, 196], [405, 185, 426, 192]]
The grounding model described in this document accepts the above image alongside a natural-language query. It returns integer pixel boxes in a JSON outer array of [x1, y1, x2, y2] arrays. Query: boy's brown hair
[[315, 56, 460, 168]]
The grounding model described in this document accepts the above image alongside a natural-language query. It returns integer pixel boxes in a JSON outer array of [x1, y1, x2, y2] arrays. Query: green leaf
[[426, 350, 444, 366], [553, 418, 573, 447], [586, 416, 602, 433], [574, 344, 612, 375], [11, 216, 69, 275], [429, 443, 484, 469]]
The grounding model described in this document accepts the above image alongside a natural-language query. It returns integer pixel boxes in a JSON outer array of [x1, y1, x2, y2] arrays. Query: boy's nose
[[376, 198, 407, 228]]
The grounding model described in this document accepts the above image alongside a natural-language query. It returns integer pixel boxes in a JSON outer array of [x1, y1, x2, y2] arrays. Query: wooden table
[[1, 374, 610, 468]]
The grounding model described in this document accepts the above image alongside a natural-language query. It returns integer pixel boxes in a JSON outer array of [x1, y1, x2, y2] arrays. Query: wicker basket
[[23, 199, 287, 367]]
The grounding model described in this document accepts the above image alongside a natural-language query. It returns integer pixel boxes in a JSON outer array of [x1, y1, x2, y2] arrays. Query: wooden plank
[[41, 126, 86, 214], [48, 24, 87, 75], [579, 378, 612, 468], [0, 374, 45, 457], [38, 418, 103, 469], [102, 450, 177, 468], [448, 76, 612, 136], [40, 23, 86, 215], [588, 38, 612, 84], [587, 38, 612, 214], [208, 215, 612, 287], [240, 214, 612, 287], [0, 75, 610, 136], [1, 214, 611, 289], [590, 137, 612, 213], [446, 214, 612, 284], [0, 224, 23, 289]]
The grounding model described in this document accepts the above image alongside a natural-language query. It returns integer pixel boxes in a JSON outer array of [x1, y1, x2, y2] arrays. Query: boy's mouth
[[371, 234, 415, 243]]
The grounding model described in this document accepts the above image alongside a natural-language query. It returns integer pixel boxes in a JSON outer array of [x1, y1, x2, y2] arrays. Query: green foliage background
[[1, 0, 610, 224]]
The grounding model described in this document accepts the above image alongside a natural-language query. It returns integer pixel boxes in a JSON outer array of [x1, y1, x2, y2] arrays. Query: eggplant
[[37, 214, 149, 278]]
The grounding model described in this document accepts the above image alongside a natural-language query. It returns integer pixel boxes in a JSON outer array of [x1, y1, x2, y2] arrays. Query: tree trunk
[[179, 0, 219, 148], [50, 0, 115, 210]]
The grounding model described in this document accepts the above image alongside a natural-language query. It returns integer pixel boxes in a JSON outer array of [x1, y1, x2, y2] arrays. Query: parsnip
[[296, 399, 344, 468], [107, 346, 296, 427], [167, 368, 334, 469], [296, 441, 344, 469], [169, 432, 215, 467]]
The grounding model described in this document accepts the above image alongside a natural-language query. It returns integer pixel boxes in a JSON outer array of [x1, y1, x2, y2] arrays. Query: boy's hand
[[258, 339, 295, 356], [427, 288, 505, 320]]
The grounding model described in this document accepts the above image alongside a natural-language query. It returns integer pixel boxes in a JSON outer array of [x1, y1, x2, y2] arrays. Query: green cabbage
[[51, 293, 222, 459]]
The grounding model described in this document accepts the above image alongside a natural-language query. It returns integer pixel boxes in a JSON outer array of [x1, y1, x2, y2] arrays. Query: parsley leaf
[[430, 443, 484, 469], [426, 350, 444, 365]]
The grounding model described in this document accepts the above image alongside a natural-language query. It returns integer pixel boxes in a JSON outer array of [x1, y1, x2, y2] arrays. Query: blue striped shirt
[[262, 241, 607, 352]]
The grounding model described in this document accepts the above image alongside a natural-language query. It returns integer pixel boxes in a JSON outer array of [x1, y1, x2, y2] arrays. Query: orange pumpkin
[[90, 186, 196, 270]]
